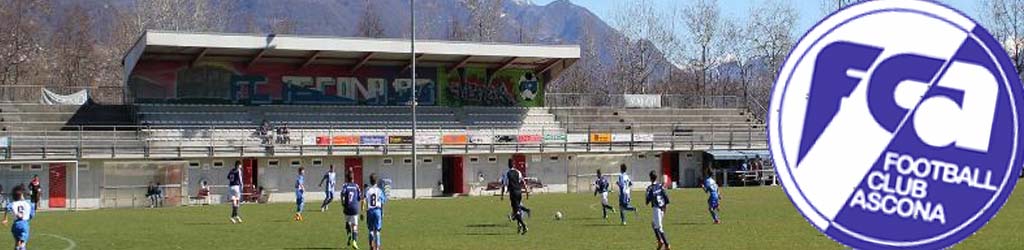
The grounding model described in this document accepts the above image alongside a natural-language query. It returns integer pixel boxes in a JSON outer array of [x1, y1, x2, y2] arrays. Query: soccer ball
[[554, 211, 563, 220]]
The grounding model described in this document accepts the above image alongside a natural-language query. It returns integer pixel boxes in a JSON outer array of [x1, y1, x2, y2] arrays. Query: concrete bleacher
[[549, 107, 766, 145], [136, 104, 562, 131]]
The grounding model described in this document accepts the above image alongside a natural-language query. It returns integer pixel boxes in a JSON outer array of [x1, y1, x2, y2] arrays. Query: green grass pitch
[[3, 186, 1023, 249]]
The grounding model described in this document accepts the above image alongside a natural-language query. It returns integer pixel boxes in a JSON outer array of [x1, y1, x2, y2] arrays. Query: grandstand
[[0, 31, 768, 210]]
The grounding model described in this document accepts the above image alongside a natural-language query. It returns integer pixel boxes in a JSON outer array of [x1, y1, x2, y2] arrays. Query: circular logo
[[769, 0, 1024, 249]]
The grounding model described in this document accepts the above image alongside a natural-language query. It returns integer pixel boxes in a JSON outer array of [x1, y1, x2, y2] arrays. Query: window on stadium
[[29, 164, 42, 171], [382, 158, 393, 166], [487, 156, 497, 163], [79, 162, 90, 171], [312, 159, 323, 167], [291, 159, 302, 167], [402, 158, 412, 165], [268, 159, 279, 167], [7, 164, 23, 171], [549, 156, 559, 162], [423, 157, 433, 163], [188, 161, 200, 169], [469, 157, 479, 163], [212, 161, 224, 168]]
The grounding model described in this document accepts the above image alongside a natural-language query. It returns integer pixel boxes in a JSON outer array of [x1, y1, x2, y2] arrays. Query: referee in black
[[501, 158, 530, 235]]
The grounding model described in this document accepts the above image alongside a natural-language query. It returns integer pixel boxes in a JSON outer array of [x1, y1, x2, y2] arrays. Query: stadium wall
[[0, 151, 693, 210]]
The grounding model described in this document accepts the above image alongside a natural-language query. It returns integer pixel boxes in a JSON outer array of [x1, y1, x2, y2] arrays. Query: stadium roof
[[123, 30, 580, 84]]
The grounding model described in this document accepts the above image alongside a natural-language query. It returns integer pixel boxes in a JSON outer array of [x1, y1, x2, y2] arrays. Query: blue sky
[[531, 0, 983, 38]]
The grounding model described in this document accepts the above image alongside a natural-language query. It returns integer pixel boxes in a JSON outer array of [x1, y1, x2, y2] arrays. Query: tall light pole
[[410, 0, 418, 199]]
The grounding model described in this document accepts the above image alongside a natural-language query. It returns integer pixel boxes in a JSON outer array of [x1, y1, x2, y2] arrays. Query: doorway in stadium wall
[[441, 156, 465, 195], [345, 157, 364, 187], [241, 158, 258, 201], [48, 163, 67, 208], [660, 152, 680, 188], [512, 154, 527, 176]]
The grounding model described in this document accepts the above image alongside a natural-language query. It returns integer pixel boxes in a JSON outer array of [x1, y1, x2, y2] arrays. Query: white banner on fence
[[302, 136, 317, 145], [469, 135, 493, 144], [415, 135, 440, 145], [612, 133, 633, 142], [0, 137, 8, 147], [634, 133, 654, 142], [567, 134, 589, 143], [623, 94, 661, 108], [41, 88, 89, 105]]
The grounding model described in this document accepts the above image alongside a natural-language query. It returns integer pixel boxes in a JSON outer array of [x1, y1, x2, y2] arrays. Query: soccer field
[[4, 186, 1023, 249]]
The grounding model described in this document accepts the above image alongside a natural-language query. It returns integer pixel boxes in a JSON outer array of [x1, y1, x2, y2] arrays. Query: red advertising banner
[[517, 134, 542, 144], [442, 134, 468, 145], [332, 135, 360, 145]]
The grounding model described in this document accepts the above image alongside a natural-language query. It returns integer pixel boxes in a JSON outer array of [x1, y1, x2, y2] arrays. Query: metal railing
[[544, 93, 743, 109], [0, 85, 126, 104], [0, 123, 767, 160]]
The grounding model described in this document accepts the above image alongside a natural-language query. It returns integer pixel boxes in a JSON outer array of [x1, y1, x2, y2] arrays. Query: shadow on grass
[[466, 223, 509, 228], [183, 222, 225, 226], [672, 222, 710, 226], [283, 248, 344, 250], [581, 223, 621, 227], [463, 232, 510, 236]]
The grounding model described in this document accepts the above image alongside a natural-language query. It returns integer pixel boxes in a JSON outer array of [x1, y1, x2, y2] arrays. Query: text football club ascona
[[768, 0, 1024, 249]]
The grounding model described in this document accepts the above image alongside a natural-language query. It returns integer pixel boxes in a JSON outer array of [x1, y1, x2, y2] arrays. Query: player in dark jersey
[[594, 169, 614, 219], [227, 161, 244, 224], [646, 171, 671, 250], [340, 171, 362, 249], [501, 159, 529, 235]]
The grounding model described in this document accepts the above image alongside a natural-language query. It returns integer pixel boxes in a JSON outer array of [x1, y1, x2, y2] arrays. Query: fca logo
[[799, 41, 998, 164]]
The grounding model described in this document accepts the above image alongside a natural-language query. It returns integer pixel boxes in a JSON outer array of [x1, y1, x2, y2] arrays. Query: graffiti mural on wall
[[128, 60, 539, 107], [442, 68, 544, 107]]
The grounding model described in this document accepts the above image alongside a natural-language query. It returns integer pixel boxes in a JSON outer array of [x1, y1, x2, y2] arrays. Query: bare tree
[[984, 0, 1024, 81], [466, 0, 505, 42], [821, 0, 859, 15], [681, 0, 724, 97], [49, 4, 99, 87], [0, 0, 49, 86], [746, 0, 799, 117], [609, 0, 673, 94], [357, 0, 385, 38], [550, 16, 606, 95]]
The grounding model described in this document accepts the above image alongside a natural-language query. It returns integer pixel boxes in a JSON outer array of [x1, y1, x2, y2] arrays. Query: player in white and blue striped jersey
[[2, 185, 34, 250], [617, 164, 638, 225], [319, 165, 338, 212], [294, 167, 306, 222], [340, 172, 362, 249], [646, 171, 671, 250], [365, 173, 387, 250], [702, 172, 722, 224]]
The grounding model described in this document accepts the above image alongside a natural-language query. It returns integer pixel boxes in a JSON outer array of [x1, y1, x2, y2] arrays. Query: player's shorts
[[10, 221, 28, 243], [229, 185, 241, 200], [708, 197, 720, 209], [367, 209, 383, 231], [509, 191, 523, 213], [651, 207, 664, 230], [346, 215, 359, 227], [600, 192, 609, 206]]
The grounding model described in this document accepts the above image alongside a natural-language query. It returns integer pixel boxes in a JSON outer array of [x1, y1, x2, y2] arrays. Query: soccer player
[[646, 171, 671, 250], [341, 172, 362, 249], [319, 165, 338, 212], [594, 169, 614, 219], [500, 159, 529, 235], [702, 172, 722, 224], [2, 185, 34, 250], [501, 159, 532, 221], [295, 167, 306, 221], [365, 173, 387, 250], [616, 164, 637, 225], [227, 161, 244, 224]]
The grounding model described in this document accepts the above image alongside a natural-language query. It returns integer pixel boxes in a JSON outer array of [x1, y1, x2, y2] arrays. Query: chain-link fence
[[545, 93, 743, 109]]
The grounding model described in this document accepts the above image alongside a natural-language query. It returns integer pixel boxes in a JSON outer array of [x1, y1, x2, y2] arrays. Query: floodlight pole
[[410, 0, 418, 199]]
